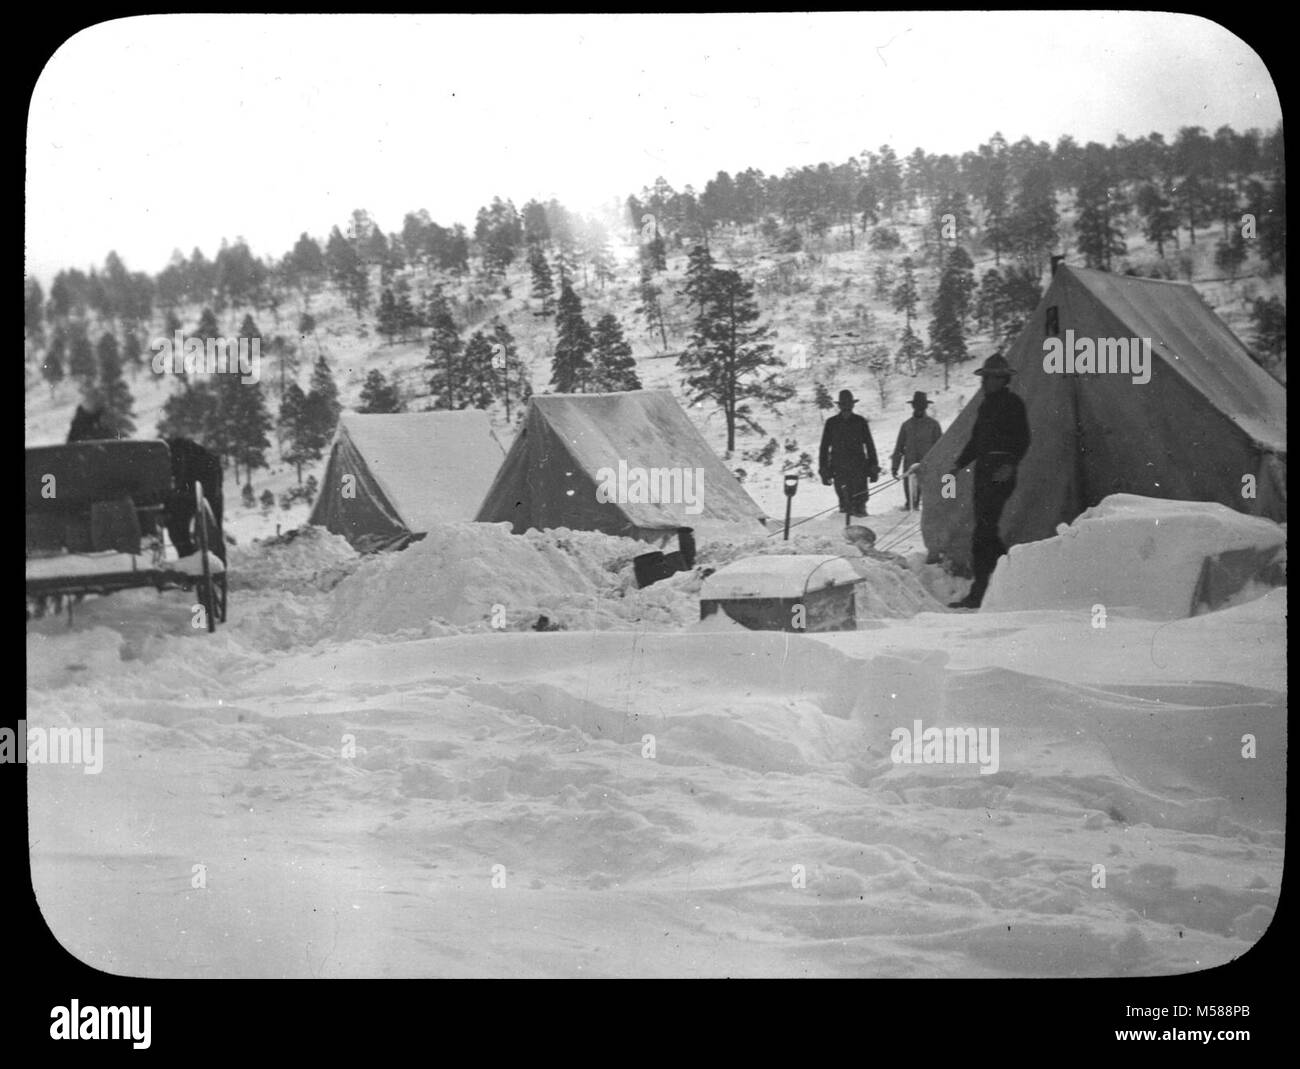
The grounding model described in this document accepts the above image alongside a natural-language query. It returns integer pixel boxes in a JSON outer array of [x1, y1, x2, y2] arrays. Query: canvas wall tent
[[920, 265, 1287, 569], [309, 411, 505, 551], [474, 390, 767, 540]]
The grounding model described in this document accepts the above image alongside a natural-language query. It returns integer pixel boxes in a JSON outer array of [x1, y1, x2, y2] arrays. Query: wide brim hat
[[974, 353, 1015, 377], [909, 391, 932, 406], [837, 390, 858, 405]]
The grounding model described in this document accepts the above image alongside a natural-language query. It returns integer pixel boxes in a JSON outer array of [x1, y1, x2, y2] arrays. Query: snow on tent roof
[[474, 390, 766, 540], [920, 265, 1287, 570], [309, 411, 505, 549]]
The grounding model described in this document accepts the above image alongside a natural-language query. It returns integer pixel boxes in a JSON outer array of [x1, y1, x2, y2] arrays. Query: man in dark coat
[[948, 353, 1030, 608], [819, 389, 880, 521], [890, 391, 942, 510]]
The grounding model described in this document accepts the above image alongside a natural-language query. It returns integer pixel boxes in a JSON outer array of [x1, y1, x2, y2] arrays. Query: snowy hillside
[[23, 193, 1287, 980], [26, 203, 1285, 550]]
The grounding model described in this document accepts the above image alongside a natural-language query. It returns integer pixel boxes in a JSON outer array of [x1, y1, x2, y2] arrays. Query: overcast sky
[[26, 12, 1280, 283]]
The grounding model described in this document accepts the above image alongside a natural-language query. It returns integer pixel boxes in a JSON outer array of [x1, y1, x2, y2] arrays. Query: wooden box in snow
[[699, 555, 861, 632]]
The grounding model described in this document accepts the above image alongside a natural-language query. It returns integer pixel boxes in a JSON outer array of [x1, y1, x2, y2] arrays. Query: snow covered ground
[[25, 500, 1285, 977]]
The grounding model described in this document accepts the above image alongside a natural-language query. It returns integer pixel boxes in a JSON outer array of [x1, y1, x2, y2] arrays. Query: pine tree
[[25, 277, 45, 347], [892, 257, 919, 329], [866, 342, 894, 406], [326, 225, 370, 314], [813, 381, 833, 411], [377, 288, 400, 343], [1173, 126, 1214, 246], [551, 276, 594, 392], [997, 266, 1043, 343], [897, 325, 926, 376], [589, 233, 617, 290], [304, 353, 342, 449], [1136, 182, 1180, 259], [68, 324, 96, 386], [289, 232, 326, 305], [43, 325, 66, 388], [425, 304, 464, 408], [928, 287, 968, 390], [640, 234, 667, 274], [278, 382, 314, 484], [461, 331, 498, 408], [681, 244, 716, 320], [937, 246, 976, 326], [238, 312, 261, 345], [679, 268, 791, 454], [978, 133, 1011, 265], [358, 368, 404, 413], [157, 382, 219, 444], [927, 248, 978, 389], [636, 268, 669, 350], [528, 243, 556, 317], [122, 330, 143, 372], [88, 333, 135, 436], [223, 377, 273, 482], [1214, 230, 1248, 280], [196, 306, 220, 340], [873, 262, 893, 300], [590, 314, 641, 392], [491, 321, 531, 423], [1074, 148, 1127, 271], [206, 314, 268, 479], [1008, 161, 1058, 275], [975, 269, 1004, 335], [1258, 172, 1285, 276], [394, 278, 419, 341]]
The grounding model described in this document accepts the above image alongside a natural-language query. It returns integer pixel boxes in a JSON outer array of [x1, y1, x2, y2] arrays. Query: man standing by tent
[[890, 391, 942, 511], [948, 354, 1030, 608], [819, 389, 880, 521]]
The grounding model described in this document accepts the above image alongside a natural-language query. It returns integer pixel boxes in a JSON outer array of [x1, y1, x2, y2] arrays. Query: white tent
[[309, 411, 505, 550]]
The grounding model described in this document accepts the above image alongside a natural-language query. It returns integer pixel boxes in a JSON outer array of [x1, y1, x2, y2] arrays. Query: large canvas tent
[[920, 264, 1287, 569], [309, 411, 505, 551], [475, 390, 767, 540]]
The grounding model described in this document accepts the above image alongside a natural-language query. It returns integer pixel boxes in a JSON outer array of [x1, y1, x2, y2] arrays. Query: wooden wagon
[[25, 440, 228, 631]]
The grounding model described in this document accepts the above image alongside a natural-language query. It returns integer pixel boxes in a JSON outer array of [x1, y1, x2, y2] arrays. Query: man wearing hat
[[818, 389, 880, 521], [890, 391, 943, 511], [947, 353, 1030, 608]]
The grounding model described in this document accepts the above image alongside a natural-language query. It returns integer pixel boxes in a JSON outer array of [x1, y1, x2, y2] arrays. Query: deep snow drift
[[983, 494, 1287, 618], [24, 499, 1286, 977]]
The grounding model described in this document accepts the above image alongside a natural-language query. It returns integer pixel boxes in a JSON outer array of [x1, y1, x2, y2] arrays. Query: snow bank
[[329, 523, 650, 638], [327, 522, 943, 639], [983, 495, 1286, 618], [230, 526, 360, 593]]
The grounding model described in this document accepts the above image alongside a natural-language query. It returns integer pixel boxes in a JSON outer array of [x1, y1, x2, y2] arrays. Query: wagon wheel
[[194, 480, 217, 633], [198, 492, 229, 624]]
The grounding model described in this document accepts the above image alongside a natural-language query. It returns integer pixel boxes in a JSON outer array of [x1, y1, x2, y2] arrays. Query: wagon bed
[[25, 439, 228, 631]]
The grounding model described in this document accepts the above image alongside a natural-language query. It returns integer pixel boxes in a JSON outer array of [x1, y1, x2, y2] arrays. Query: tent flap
[[921, 265, 1287, 569]]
